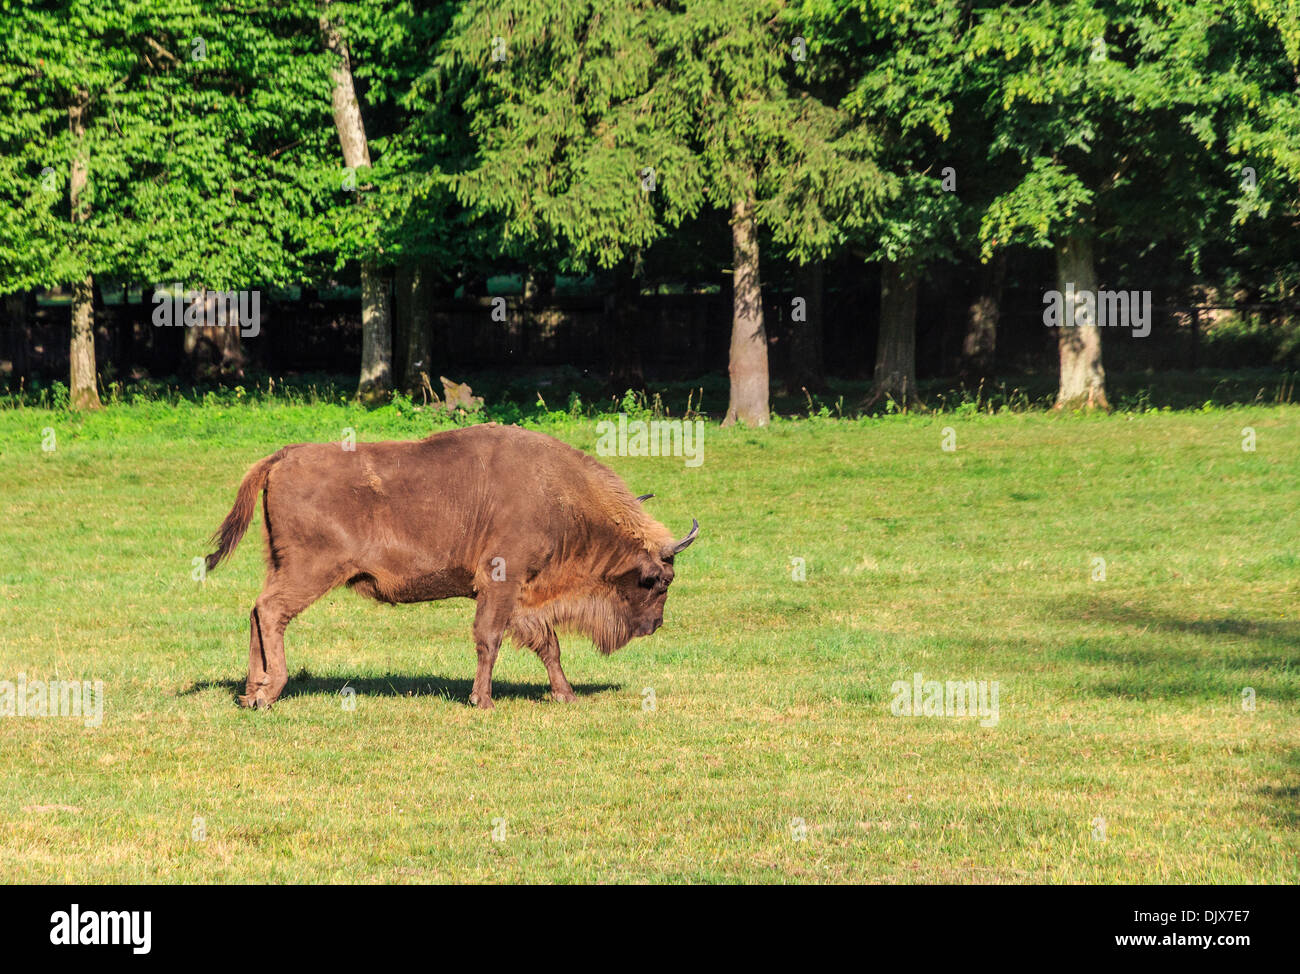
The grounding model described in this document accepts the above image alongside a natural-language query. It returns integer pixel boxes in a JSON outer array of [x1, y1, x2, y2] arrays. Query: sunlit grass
[[0, 401, 1296, 882]]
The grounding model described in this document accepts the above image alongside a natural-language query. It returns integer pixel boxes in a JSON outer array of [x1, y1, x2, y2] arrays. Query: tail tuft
[[205, 453, 280, 572]]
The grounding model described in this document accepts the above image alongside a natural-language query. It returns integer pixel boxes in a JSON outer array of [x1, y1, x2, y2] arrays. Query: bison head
[[619, 519, 699, 637]]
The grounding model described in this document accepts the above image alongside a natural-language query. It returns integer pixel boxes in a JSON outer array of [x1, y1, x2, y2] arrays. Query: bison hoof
[[469, 693, 495, 711], [551, 689, 578, 703], [238, 693, 274, 711]]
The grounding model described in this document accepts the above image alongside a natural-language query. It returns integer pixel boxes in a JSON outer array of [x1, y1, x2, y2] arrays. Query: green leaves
[[0, 0, 338, 292], [980, 157, 1092, 259], [425, 0, 694, 270], [428, 0, 892, 271], [0, 0, 1294, 305]]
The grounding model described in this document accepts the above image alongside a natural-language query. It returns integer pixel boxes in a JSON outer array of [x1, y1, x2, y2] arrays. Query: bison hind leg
[[242, 562, 342, 709]]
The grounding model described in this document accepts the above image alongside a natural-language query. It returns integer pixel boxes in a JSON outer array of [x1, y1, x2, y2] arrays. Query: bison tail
[[205, 452, 281, 572]]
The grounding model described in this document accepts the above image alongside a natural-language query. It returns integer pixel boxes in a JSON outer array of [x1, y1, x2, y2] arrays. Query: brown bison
[[205, 423, 699, 710]]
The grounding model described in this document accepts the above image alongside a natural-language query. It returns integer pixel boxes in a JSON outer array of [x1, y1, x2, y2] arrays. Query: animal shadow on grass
[[182, 670, 622, 707], [1048, 599, 1300, 703]]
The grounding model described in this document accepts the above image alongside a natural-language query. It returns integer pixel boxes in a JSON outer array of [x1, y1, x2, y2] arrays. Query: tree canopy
[[0, 0, 1296, 414]]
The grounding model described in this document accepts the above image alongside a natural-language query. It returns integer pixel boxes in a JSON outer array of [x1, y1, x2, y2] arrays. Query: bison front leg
[[534, 627, 577, 703], [468, 582, 518, 710]]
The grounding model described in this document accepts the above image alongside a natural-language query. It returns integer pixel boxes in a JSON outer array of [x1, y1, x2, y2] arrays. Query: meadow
[[0, 389, 1296, 883]]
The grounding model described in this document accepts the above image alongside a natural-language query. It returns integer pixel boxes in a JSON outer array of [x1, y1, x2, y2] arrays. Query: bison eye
[[639, 574, 659, 589]]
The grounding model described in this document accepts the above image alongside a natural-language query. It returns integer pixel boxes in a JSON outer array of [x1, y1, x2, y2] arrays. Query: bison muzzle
[[204, 423, 699, 710]]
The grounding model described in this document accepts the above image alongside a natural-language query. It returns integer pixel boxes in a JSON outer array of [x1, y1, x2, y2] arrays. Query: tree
[[67, 89, 100, 409], [0, 5, 133, 409], [726, 190, 767, 424], [426, 1, 696, 399], [969, 0, 1282, 409], [308, 2, 476, 397], [1193, 0, 1300, 321], [432, 0, 886, 426], [319, 0, 393, 403], [665, 1, 889, 425], [961, 251, 1005, 379], [789, 258, 826, 392], [802, 0, 971, 408], [0, 1, 337, 400]]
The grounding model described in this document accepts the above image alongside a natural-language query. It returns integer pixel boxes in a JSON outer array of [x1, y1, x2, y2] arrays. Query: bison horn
[[636, 493, 654, 503], [673, 519, 699, 553]]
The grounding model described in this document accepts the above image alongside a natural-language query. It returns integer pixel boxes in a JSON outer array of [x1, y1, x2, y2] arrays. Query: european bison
[[205, 423, 699, 710]]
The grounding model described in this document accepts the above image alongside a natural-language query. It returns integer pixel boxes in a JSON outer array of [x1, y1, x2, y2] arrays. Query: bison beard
[[204, 423, 699, 710]]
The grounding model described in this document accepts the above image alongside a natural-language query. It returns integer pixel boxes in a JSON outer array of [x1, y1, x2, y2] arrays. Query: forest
[[1, 0, 1297, 418]]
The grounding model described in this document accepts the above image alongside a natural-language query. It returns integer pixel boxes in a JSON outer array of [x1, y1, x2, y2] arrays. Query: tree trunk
[[1054, 232, 1109, 410], [867, 260, 919, 408], [4, 291, 30, 384], [789, 260, 825, 393], [461, 270, 488, 299], [358, 264, 393, 403], [68, 92, 102, 410], [69, 276, 101, 409], [523, 265, 555, 365], [396, 259, 432, 393], [524, 266, 554, 309], [960, 252, 1005, 380], [183, 289, 244, 380], [113, 283, 135, 380], [393, 261, 411, 385], [722, 192, 769, 427], [605, 258, 644, 389], [320, 3, 391, 403]]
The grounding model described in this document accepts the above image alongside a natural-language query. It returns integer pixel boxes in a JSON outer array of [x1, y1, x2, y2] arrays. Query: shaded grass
[[0, 401, 1296, 883], [5, 365, 1297, 418]]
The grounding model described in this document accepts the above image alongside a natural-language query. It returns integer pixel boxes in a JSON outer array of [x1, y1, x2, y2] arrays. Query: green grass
[[0, 399, 1297, 883]]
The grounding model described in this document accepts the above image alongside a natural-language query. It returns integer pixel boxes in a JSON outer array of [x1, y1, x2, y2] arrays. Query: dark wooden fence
[[3, 285, 1297, 388]]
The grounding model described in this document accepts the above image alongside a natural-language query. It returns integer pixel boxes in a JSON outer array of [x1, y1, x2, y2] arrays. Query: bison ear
[[636, 493, 654, 503], [672, 518, 699, 554]]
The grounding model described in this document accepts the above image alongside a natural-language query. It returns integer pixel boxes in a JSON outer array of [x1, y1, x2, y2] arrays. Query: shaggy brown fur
[[206, 423, 699, 709]]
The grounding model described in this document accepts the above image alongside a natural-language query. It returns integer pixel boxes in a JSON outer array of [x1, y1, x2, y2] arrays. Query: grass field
[[1, 394, 1297, 883]]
